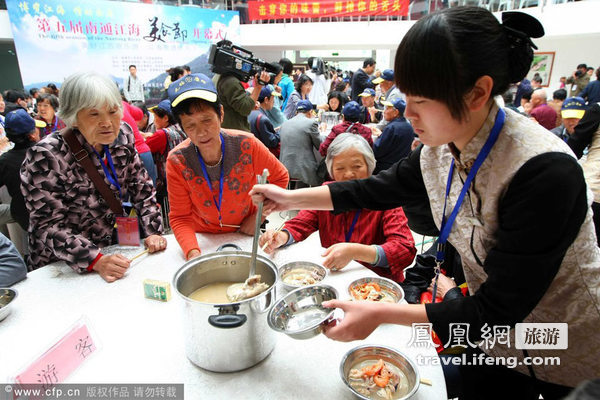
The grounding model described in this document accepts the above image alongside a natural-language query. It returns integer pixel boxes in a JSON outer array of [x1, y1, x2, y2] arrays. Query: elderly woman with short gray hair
[[21, 72, 166, 282], [259, 133, 416, 283]]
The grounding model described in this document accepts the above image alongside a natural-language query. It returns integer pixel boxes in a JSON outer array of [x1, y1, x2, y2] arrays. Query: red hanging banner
[[248, 0, 408, 21]]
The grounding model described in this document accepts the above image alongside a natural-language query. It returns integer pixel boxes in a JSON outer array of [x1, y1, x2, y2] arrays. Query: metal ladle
[[249, 169, 270, 278], [226, 169, 270, 302]]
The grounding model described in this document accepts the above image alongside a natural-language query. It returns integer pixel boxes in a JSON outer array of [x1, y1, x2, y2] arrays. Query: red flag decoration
[[248, 0, 408, 21]]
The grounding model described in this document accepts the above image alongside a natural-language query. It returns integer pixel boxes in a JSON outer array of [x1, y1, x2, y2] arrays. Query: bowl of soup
[[279, 261, 327, 292], [340, 345, 420, 400], [348, 277, 404, 303]]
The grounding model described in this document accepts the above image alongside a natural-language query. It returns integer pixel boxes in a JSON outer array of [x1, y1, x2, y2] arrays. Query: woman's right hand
[[93, 254, 131, 283], [259, 229, 289, 254], [249, 184, 293, 215]]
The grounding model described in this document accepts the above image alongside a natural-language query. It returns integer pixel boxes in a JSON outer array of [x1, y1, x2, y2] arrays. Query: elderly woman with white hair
[[259, 133, 416, 282], [21, 72, 166, 282]]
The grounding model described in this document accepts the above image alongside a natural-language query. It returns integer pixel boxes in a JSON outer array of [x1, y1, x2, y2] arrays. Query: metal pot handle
[[216, 243, 242, 252], [208, 314, 247, 329]]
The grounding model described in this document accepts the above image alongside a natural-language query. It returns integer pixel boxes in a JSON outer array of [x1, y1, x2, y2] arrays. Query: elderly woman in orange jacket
[[165, 74, 289, 260]]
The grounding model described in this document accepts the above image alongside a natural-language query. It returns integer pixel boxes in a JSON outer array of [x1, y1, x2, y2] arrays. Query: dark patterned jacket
[[20, 123, 163, 272]]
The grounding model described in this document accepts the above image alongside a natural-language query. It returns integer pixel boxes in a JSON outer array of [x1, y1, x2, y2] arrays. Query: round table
[[0, 232, 447, 399]]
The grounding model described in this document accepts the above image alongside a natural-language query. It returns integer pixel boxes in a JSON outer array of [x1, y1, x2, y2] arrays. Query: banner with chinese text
[[248, 0, 408, 21], [5, 0, 240, 97]]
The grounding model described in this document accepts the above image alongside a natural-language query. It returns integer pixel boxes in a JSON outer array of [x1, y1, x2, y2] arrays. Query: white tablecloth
[[0, 232, 447, 399]]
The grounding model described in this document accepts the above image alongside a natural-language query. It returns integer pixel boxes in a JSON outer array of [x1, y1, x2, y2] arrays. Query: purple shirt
[[530, 104, 558, 131]]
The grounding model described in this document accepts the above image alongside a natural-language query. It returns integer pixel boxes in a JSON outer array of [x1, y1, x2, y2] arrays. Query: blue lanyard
[[432, 108, 506, 303], [345, 210, 361, 242], [196, 133, 225, 227], [91, 145, 123, 201]]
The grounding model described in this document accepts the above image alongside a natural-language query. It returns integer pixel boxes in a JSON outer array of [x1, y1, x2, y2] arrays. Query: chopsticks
[[261, 218, 288, 251], [129, 249, 149, 262]]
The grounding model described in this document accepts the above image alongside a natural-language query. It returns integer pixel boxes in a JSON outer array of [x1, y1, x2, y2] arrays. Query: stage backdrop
[[5, 0, 240, 99]]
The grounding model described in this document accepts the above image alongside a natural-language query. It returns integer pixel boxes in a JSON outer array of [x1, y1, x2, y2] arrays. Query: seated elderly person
[[260, 133, 416, 282], [373, 98, 415, 174], [319, 101, 373, 157], [165, 74, 289, 261], [551, 97, 586, 142], [35, 93, 66, 139], [21, 72, 165, 282]]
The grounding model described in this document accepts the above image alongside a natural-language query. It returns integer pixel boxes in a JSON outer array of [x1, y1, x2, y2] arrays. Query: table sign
[[14, 319, 98, 393]]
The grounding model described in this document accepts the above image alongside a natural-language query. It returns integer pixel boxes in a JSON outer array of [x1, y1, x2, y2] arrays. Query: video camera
[[208, 40, 280, 85], [309, 57, 338, 79]]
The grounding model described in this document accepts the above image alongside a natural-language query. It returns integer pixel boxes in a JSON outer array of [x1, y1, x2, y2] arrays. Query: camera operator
[[566, 63, 590, 97], [212, 68, 271, 132], [306, 57, 331, 106]]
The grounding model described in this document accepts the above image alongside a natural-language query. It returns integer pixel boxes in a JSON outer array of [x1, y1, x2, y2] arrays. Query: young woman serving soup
[[250, 8, 600, 399]]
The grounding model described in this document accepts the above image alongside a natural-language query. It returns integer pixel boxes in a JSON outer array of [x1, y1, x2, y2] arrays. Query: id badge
[[116, 216, 140, 246]]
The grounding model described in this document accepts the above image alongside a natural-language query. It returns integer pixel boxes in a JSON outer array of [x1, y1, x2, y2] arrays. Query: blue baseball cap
[[358, 88, 376, 97], [296, 100, 313, 113], [258, 86, 282, 103], [5, 109, 45, 135], [561, 97, 586, 119], [342, 101, 362, 120], [150, 99, 172, 114], [168, 73, 218, 107], [372, 69, 394, 85], [381, 97, 406, 114]]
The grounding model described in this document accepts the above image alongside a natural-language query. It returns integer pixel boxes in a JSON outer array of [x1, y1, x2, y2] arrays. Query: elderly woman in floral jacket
[[21, 72, 166, 282]]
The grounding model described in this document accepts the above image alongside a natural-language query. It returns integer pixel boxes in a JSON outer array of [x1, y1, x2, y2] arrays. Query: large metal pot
[[173, 244, 278, 372]]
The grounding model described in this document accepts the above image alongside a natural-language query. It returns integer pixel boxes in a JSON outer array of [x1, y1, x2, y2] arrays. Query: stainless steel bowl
[[279, 261, 327, 292], [348, 277, 404, 303], [340, 345, 420, 400], [0, 288, 18, 322], [267, 284, 337, 340]]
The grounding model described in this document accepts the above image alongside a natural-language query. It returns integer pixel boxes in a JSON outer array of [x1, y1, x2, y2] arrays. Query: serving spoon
[[226, 169, 270, 302]]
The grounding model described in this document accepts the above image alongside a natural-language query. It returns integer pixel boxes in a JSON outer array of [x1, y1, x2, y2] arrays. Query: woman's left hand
[[322, 243, 357, 271], [144, 234, 167, 253], [322, 299, 384, 342]]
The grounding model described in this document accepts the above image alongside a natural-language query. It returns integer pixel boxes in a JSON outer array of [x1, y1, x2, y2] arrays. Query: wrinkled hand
[[274, 85, 282, 93], [249, 184, 293, 215], [94, 254, 131, 283], [322, 299, 384, 342], [322, 243, 356, 271], [144, 234, 167, 253], [239, 211, 259, 236], [428, 274, 457, 300], [141, 131, 154, 139], [259, 229, 289, 254]]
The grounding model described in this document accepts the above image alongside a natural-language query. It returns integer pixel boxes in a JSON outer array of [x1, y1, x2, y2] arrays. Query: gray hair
[[58, 72, 123, 127], [325, 133, 376, 177]]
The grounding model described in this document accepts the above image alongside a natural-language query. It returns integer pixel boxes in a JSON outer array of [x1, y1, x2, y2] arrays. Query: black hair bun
[[501, 12, 545, 83]]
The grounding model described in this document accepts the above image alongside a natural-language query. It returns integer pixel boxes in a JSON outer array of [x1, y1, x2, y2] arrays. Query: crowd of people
[[0, 5, 599, 399]]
